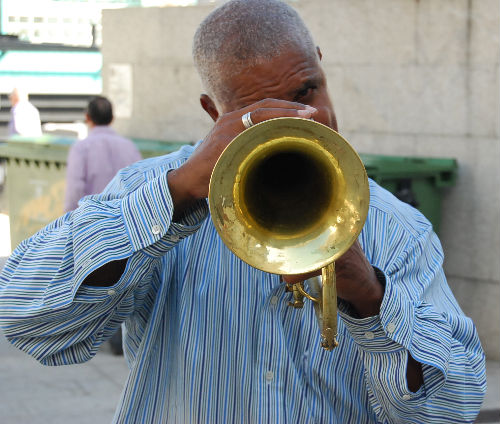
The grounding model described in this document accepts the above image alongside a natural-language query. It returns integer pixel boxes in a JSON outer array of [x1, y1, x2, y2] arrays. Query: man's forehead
[[225, 49, 319, 82]]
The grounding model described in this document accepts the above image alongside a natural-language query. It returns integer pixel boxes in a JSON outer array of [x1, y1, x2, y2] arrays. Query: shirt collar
[[89, 125, 116, 135]]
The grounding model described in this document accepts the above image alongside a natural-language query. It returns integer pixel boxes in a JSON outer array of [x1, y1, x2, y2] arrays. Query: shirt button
[[270, 296, 279, 305], [152, 224, 162, 235], [364, 331, 375, 340], [402, 394, 411, 401], [386, 322, 396, 333], [171, 235, 179, 242], [265, 371, 274, 382], [107, 289, 116, 296]]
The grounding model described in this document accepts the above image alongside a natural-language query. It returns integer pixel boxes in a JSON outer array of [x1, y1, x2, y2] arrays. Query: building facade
[[0, 0, 141, 47]]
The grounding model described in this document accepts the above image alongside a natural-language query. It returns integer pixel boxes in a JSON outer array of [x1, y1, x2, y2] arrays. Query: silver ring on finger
[[241, 112, 254, 129]]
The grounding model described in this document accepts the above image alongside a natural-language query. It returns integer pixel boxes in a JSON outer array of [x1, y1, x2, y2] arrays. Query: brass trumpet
[[208, 117, 369, 351]]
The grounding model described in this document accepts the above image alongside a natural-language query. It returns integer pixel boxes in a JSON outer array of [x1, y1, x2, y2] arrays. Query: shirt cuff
[[75, 252, 146, 302], [121, 171, 208, 256], [340, 267, 452, 405], [142, 200, 209, 257], [339, 268, 415, 352]]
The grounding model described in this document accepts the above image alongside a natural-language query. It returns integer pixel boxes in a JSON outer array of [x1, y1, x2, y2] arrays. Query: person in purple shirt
[[64, 96, 142, 212]]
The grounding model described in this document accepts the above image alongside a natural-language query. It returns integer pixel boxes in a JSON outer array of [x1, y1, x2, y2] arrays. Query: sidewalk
[[0, 332, 128, 424], [478, 361, 500, 424]]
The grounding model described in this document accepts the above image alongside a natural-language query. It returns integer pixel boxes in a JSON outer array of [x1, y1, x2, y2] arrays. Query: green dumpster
[[360, 154, 457, 234], [132, 138, 187, 160], [0, 135, 187, 250]]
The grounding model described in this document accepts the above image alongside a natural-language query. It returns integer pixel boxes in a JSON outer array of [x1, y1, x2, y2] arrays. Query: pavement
[[479, 362, 500, 424], [0, 333, 128, 424], [0, 255, 498, 423]]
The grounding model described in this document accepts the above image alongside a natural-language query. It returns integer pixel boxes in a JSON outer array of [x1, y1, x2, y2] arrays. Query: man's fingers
[[247, 106, 317, 127], [251, 98, 316, 111], [282, 269, 321, 284]]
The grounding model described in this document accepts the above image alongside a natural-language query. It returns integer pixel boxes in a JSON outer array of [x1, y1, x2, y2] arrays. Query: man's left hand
[[282, 241, 384, 318]]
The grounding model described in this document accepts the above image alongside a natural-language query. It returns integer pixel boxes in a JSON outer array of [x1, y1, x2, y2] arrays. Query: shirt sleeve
[[64, 142, 87, 212], [340, 206, 486, 423], [0, 145, 208, 366]]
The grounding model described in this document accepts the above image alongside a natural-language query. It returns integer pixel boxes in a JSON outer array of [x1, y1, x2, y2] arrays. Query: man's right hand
[[167, 98, 317, 220]]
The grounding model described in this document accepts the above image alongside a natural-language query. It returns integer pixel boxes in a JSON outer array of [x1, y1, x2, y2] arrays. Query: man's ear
[[200, 94, 219, 122], [316, 46, 323, 61]]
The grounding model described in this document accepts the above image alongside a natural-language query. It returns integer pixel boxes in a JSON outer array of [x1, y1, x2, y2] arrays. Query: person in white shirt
[[8, 87, 42, 137]]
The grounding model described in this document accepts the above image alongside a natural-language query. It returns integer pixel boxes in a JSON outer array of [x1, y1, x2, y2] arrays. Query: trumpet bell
[[208, 117, 369, 275]]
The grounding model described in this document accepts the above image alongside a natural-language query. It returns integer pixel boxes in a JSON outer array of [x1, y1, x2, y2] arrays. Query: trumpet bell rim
[[208, 117, 369, 275]]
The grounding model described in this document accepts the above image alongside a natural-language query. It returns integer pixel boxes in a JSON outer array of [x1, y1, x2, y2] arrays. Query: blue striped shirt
[[0, 144, 486, 423]]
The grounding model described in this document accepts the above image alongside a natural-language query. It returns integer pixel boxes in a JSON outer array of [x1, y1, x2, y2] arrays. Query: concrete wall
[[102, 0, 500, 360]]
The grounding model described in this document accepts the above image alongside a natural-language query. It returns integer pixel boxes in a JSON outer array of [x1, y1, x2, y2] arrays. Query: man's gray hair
[[193, 0, 317, 106]]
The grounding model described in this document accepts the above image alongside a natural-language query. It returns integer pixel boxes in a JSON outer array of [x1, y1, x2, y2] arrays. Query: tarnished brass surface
[[208, 117, 369, 350], [209, 117, 368, 274], [321, 263, 339, 350], [285, 283, 306, 309]]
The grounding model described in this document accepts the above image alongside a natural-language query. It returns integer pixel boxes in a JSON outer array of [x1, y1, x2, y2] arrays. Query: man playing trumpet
[[0, 0, 485, 422]]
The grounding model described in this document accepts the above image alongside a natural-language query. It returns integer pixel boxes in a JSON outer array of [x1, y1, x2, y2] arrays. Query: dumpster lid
[[360, 153, 458, 188], [131, 138, 190, 158], [0, 135, 75, 163]]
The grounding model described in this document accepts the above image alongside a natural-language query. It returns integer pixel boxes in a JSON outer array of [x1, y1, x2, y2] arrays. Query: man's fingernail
[[306, 106, 317, 113], [298, 109, 312, 117]]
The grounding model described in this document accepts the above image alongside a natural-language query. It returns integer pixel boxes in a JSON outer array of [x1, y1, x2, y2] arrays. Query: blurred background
[[0, 0, 215, 139], [0, 0, 498, 423]]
